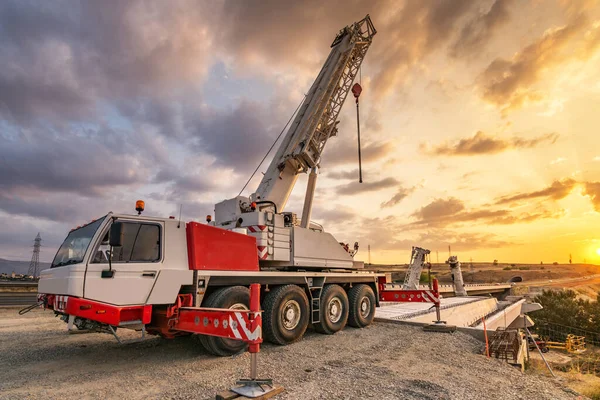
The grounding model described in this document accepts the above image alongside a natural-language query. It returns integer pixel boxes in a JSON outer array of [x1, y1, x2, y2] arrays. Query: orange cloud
[[495, 178, 578, 204], [477, 15, 591, 113], [584, 182, 600, 212], [422, 131, 558, 156]]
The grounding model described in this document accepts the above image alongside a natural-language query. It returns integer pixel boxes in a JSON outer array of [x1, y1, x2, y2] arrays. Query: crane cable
[[238, 94, 307, 197], [353, 64, 364, 183]]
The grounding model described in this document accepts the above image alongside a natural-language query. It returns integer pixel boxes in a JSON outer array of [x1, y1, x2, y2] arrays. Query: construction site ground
[[0, 308, 580, 400]]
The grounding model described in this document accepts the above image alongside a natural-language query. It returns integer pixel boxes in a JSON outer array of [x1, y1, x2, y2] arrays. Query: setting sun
[[597, 248, 600, 256]]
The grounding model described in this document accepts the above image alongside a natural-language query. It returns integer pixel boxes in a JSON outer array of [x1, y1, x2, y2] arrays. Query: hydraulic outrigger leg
[[230, 284, 281, 398]]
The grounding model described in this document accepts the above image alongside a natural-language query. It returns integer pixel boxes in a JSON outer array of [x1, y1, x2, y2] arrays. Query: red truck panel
[[186, 222, 259, 271]]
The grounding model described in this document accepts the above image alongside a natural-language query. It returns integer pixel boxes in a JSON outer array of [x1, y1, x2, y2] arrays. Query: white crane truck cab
[[40, 212, 192, 306]]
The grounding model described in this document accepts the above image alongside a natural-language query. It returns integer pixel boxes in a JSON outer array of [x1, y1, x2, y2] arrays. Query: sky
[[1, 0, 600, 265]]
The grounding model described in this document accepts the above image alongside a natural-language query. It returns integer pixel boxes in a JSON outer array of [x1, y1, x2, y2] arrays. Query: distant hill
[[0, 258, 51, 275]]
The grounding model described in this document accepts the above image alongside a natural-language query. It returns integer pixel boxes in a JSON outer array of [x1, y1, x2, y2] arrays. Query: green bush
[[533, 289, 600, 333], [503, 266, 512, 271], [419, 273, 435, 284]]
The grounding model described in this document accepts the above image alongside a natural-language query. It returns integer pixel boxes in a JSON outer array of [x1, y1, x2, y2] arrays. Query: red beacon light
[[206, 215, 212, 223], [250, 202, 257, 211], [135, 200, 145, 215], [169, 216, 175, 219]]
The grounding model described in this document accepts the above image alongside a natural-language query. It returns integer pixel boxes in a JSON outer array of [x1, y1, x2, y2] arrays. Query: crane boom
[[214, 16, 376, 271], [250, 15, 377, 213], [403, 247, 431, 290]]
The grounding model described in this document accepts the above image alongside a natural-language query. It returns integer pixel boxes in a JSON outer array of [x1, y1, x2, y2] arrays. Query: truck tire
[[263, 284, 309, 345], [314, 284, 349, 335], [198, 286, 249, 357], [348, 284, 376, 328]]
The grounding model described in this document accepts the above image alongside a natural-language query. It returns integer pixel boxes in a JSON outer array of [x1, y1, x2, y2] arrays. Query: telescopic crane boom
[[250, 15, 376, 222], [214, 15, 376, 270]]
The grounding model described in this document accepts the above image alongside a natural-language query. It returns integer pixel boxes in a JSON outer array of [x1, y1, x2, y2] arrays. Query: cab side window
[[92, 222, 160, 263]]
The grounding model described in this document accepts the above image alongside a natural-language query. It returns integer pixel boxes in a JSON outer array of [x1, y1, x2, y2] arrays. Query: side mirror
[[109, 222, 124, 247]]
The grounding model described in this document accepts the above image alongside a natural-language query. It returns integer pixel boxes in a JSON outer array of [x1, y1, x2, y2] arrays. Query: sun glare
[[597, 248, 600, 256]]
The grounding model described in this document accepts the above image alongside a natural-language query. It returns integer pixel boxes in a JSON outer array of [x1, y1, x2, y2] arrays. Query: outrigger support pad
[[229, 284, 283, 399]]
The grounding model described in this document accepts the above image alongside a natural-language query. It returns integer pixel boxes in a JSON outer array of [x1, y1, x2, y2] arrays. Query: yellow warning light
[[135, 200, 145, 215], [206, 215, 212, 223]]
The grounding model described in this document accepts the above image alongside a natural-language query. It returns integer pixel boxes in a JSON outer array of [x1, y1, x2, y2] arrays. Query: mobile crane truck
[[36, 15, 442, 357]]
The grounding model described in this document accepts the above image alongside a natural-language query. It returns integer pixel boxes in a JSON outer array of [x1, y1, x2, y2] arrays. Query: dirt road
[[0, 308, 579, 400]]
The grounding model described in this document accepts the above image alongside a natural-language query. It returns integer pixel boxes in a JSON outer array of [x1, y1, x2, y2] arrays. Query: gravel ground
[[0, 307, 581, 400]]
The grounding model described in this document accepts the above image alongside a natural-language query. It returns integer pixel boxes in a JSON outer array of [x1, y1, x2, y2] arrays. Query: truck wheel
[[263, 284, 309, 345], [314, 284, 349, 335], [198, 286, 249, 357], [348, 284, 376, 328]]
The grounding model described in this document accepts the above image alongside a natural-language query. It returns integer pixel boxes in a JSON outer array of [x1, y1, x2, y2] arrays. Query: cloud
[[349, 214, 515, 252], [188, 100, 283, 170], [408, 197, 563, 228], [0, 1, 214, 124], [323, 140, 395, 166], [450, 0, 514, 58], [412, 198, 466, 221], [368, 0, 478, 97], [216, 0, 483, 99], [476, 15, 591, 113], [583, 182, 600, 212], [336, 177, 398, 196], [380, 186, 417, 208], [0, 127, 151, 196], [312, 207, 357, 225], [422, 131, 559, 156], [393, 229, 515, 252], [550, 157, 567, 165], [495, 178, 577, 204], [0, 213, 67, 261], [325, 169, 360, 180]]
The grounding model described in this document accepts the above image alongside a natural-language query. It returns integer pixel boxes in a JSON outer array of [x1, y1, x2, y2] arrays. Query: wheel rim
[[281, 300, 301, 330], [359, 296, 371, 318], [230, 303, 248, 311], [327, 297, 343, 323]]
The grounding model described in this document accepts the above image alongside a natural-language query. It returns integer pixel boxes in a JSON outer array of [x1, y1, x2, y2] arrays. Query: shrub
[[503, 266, 512, 271]]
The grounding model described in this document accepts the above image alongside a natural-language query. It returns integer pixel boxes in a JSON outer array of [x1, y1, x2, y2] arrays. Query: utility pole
[[27, 233, 41, 278], [368, 245, 371, 265], [470, 257, 474, 283], [436, 251, 439, 265], [448, 245, 451, 258]]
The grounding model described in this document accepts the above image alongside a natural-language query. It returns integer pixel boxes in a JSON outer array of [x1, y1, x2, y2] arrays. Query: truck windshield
[[51, 217, 105, 268]]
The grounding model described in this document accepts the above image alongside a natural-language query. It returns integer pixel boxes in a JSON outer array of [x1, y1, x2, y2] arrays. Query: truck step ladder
[[307, 277, 325, 324]]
